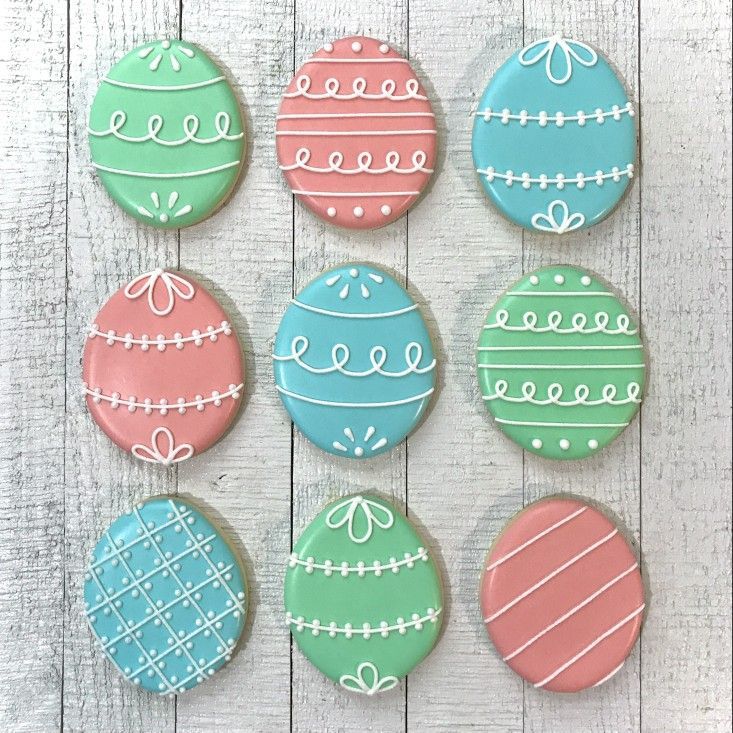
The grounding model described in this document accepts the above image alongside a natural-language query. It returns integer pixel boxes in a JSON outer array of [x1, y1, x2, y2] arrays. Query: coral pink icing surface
[[82, 270, 244, 465], [481, 497, 644, 693], [276, 35, 436, 229]]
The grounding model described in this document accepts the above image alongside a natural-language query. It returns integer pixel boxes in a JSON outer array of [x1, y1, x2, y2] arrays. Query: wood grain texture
[[0, 1, 729, 731]]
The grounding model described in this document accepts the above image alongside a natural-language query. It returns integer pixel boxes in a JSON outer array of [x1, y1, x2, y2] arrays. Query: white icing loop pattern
[[273, 336, 435, 378], [339, 663, 399, 695], [325, 496, 395, 543], [88, 111, 244, 146], [131, 426, 194, 466], [280, 149, 433, 175], [124, 269, 195, 316], [283, 75, 427, 101], [484, 310, 638, 335], [531, 200, 585, 233], [88, 321, 232, 351], [288, 547, 429, 576], [518, 36, 598, 85], [483, 381, 642, 406]]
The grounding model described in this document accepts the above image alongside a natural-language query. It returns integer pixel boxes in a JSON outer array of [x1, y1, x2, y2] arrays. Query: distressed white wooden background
[[0, 0, 731, 730]]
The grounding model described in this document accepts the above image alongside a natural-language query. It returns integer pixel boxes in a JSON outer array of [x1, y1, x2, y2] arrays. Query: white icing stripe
[[288, 547, 429, 575], [507, 291, 615, 297], [478, 345, 642, 351], [503, 564, 639, 661], [286, 607, 441, 637], [84, 382, 243, 411], [102, 75, 225, 91], [277, 112, 435, 120], [477, 164, 634, 188], [484, 529, 619, 623], [592, 661, 625, 688], [495, 418, 630, 428], [478, 363, 645, 369], [305, 57, 411, 64], [533, 605, 645, 689], [292, 299, 418, 318], [293, 189, 420, 197], [92, 160, 241, 179], [88, 320, 232, 349], [487, 507, 587, 571], [276, 384, 434, 408], [277, 129, 436, 137], [475, 101, 634, 126]]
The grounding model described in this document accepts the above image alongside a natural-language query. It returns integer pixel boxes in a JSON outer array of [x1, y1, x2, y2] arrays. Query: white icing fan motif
[[339, 662, 399, 695], [124, 268, 196, 316], [531, 200, 586, 233], [518, 36, 598, 85], [325, 495, 395, 543], [131, 426, 194, 465]]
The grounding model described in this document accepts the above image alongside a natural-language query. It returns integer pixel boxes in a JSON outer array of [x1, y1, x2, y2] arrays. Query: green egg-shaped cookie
[[477, 266, 645, 460], [285, 494, 442, 694], [88, 39, 244, 228]]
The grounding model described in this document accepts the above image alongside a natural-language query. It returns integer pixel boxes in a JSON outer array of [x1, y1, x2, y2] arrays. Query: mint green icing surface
[[477, 266, 645, 460], [88, 40, 244, 229], [285, 494, 442, 694]]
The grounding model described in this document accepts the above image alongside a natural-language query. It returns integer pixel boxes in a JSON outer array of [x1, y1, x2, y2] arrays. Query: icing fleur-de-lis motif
[[131, 426, 194, 466], [325, 496, 395, 543], [124, 268, 195, 316], [518, 36, 598, 85], [339, 662, 399, 695], [530, 200, 586, 234]]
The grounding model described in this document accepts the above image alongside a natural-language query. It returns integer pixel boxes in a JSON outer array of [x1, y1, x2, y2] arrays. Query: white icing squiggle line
[[83, 382, 243, 412], [280, 149, 433, 175], [533, 605, 645, 688], [495, 417, 630, 428], [276, 384, 434, 408], [288, 547, 429, 575], [286, 607, 441, 638], [89, 110, 243, 146], [485, 529, 619, 623], [477, 164, 634, 189], [88, 320, 232, 350], [482, 381, 642, 406], [483, 310, 639, 335], [475, 101, 634, 126], [102, 75, 225, 91], [93, 160, 241, 179], [283, 76, 427, 101], [273, 336, 435, 377]]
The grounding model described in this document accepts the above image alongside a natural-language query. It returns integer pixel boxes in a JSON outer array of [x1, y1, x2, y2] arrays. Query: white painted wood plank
[[639, 2, 732, 730], [520, 2, 642, 730], [63, 3, 180, 730], [175, 1, 295, 730], [0, 1, 66, 729], [406, 1, 525, 730], [289, 2, 409, 731]]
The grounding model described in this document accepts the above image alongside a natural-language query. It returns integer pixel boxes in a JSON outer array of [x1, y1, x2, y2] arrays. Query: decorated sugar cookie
[[88, 40, 244, 228], [481, 496, 644, 692], [84, 496, 247, 694], [273, 264, 435, 458], [477, 266, 645, 459], [276, 36, 436, 229], [83, 269, 244, 465], [286, 494, 442, 694], [472, 36, 636, 232]]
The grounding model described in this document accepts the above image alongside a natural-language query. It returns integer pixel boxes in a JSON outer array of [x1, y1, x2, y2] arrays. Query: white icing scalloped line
[[481, 381, 642, 406], [285, 607, 441, 638], [88, 320, 232, 351], [288, 547, 429, 576], [475, 101, 634, 126], [283, 75, 427, 101], [477, 164, 634, 189], [483, 310, 638, 335], [279, 149, 433, 175]]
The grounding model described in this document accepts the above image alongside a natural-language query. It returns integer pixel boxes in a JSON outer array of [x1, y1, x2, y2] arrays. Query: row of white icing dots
[[288, 547, 429, 576], [477, 164, 634, 189], [475, 102, 634, 127], [88, 321, 232, 350]]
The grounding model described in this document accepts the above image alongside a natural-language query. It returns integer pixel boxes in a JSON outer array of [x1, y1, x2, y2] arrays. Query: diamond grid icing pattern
[[84, 497, 246, 694]]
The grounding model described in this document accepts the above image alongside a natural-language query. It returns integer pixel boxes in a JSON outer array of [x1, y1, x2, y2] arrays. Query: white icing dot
[[379, 44, 389, 54], [559, 439, 571, 451], [162, 40, 171, 50], [159, 213, 169, 224], [581, 275, 592, 286], [353, 206, 364, 218], [554, 274, 565, 285], [588, 439, 599, 450], [531, 438, 543, 450], [380, 204, 392, 216], [323, 42, 334, 53], [351, 41, 362, 53], [326, 206, 336, 218], [354, 447, 364, 457], [529, 275, 539, 285]]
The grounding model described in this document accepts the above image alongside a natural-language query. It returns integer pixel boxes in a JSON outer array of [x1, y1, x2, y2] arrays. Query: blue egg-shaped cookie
[[84, 496, 247, 695], [472, 36, 636, 232], [273, 265, 436, 458]]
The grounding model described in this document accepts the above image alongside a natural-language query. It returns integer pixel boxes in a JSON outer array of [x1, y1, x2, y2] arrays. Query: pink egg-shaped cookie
[[481, 497, 644, 693], [83, 269, 244, 465], [276, 35, 436, 229]]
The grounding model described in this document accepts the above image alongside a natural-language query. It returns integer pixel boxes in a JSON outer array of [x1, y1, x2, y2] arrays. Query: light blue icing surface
[[471, 37, 637, 232], [84, 496, 246, 695], [273, 265, 436, 458]]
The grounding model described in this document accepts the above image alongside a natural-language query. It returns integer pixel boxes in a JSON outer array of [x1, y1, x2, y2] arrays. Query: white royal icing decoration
[[124, 269, 195, 316], [339, 662, 399, 695], [477, 164, 634, 190], [331, 426, 389, 456], [482, 381, 642, 406], [88, 320, 232, 351], [91, 160, 241, 180], [483, 310, 638, 335], [288, 547, 429, 576], [138, 40, 196, 73], [131, 426, 194, 465], [279, 149, 433, 175], [286, 607, 441, 638], [475, 101, 634, 127], [135, 191, 193, 224], [283, 75, 427, 101], [531, 200, 586, 233], [325, 496, 395, 543], [518, 36, 598, 85]]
